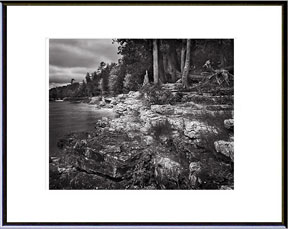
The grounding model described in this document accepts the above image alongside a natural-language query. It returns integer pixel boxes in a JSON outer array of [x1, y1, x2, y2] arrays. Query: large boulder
[[184, 120, 218, 139], [214, 140, 234, 162], [224, 119, 234, 130], [128, 91, 141, 98]]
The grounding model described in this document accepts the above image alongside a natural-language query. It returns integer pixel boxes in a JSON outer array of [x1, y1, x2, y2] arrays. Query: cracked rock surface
[[50, 87, 234, 190]]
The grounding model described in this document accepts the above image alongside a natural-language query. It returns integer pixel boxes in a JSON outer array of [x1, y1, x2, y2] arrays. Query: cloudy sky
[[49, 39, 120, 88]]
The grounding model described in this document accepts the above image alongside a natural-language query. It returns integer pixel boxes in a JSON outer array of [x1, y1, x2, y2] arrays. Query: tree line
[[49, 39, 233, 100]]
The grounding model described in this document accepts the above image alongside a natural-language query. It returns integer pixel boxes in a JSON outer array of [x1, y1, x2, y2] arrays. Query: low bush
[[185, 112, 233, 157], [149, 119, 173, 141]]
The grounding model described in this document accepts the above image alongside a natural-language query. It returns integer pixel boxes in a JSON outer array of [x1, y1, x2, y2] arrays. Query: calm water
[[49, 102, 115, 155]]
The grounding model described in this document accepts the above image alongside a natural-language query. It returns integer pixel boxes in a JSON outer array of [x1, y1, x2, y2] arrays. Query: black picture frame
[[1, 1, 287, 227]]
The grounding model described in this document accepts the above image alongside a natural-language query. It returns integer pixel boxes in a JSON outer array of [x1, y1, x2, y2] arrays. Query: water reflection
[[49, 102, 115, 156]]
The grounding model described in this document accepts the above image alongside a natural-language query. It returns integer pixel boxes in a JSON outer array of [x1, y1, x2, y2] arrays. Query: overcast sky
[[49, 39, 120, 88]]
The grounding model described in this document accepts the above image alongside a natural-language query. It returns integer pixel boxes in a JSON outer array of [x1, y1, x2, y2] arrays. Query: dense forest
[[49, 39, 233, 100]]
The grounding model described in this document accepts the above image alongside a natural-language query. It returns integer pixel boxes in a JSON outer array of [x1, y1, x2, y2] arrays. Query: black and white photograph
[[49, 39, 234, 190], [3, 2, 286, 226]]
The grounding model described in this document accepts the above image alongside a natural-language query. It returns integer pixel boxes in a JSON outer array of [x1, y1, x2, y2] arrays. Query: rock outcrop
[[50, 84, 234, 190]]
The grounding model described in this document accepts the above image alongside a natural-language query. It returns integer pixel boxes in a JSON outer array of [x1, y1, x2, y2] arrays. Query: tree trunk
[[219, 54, 226, 68], [218, 40, 226, 68], [181, 39, 186, 73], [162, 53, 173, 83], [182, 39, 191, 88], [158, 41, 167, 84], [167, 55, 176, 82], [167, 41, 181, 82], [153, 39, 159, 84]]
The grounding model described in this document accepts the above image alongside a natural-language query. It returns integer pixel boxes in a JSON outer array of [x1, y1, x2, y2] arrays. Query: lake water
[[49, 102, 115, 156]]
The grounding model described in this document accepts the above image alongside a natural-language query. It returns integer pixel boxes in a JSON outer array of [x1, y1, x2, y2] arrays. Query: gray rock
[[50, 157, 60, 163], [116, 93, 128, 100], [189, 161, 202, 187], [220, 185, 233, 190], [214, 140, 234, 162], [109, 114, 142, 132], [139, 109, 168, 131], [89, 96, 101, 104], [110, 98, 117, 105], [151, 104, 174, 115], [167, 116, 184, 130], [96, 118, 109, 128], [184, 120, 218, 139], [113, 103, 127, 114], [128, 91, 141, 98], [84, 148, 105, 162], [143, 135, 154, 145], [149, 116, 167, 127], [224, 119, 234, 130], [103, 145, 121, 154], [99, 101, 106, 107], [102, 117, 109, 122], [154, 156, 182, 182], [189, 161, 201, 173]]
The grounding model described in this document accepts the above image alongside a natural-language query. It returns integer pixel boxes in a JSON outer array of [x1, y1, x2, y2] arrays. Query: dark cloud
[[49, 39, 120, 87]]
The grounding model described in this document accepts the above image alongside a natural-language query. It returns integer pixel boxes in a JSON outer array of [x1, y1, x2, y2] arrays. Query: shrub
[[109, 74, 124, 96], [123, 73, 142, 92], [109, 64, 126, 95], [150, 119, 173, 141]]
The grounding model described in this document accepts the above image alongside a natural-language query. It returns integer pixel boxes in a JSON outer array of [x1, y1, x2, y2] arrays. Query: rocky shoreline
[[50, 84, 234, 190]]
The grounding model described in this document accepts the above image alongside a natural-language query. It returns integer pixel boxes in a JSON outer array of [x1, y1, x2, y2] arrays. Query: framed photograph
[[1, 1, 287, 227]]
